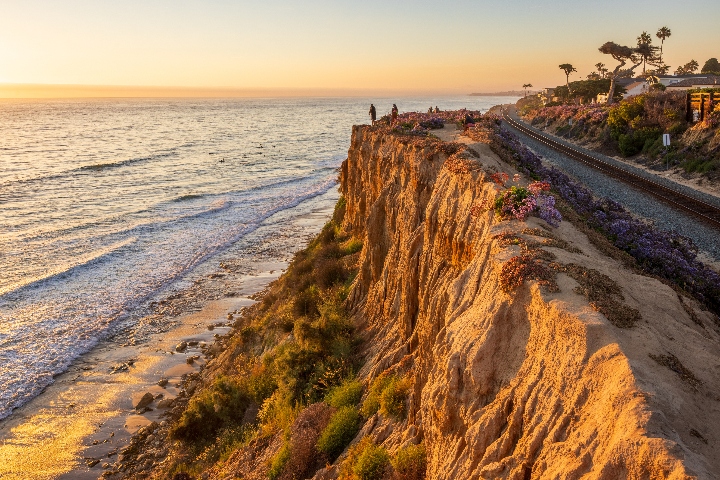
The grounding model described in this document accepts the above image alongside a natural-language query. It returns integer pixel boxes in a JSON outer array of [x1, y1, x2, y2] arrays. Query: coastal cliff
[[335, 125, 720, 479], [120, 123, 720, 480]]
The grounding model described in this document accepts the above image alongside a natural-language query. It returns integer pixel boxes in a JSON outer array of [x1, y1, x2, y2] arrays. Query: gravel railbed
[[501, 120, 720, 262], [507, 110, 720, 210]]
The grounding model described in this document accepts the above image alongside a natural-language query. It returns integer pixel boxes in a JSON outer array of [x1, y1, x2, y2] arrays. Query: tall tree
[[598, 41, 642, 105], [656, 26, 671, 62], [559, 64, 577, 88], [522, 83, 533, 97], [653, 63, 671, 75], [595, 62, 608, 78], [636, 31, 658, 74], [675, 60, 699, 75], [701, 58, 720, 74]]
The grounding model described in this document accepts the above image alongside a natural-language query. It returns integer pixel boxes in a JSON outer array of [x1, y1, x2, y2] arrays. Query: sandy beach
[[0, 191, 338, 480]]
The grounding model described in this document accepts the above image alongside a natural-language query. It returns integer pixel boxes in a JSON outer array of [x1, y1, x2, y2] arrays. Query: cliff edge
[[336, 124, 720, 479], [114, 122, 720, 480]]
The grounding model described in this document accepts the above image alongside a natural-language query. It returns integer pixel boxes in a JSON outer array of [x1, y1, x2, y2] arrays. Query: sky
[[0, 0, 719, 97]]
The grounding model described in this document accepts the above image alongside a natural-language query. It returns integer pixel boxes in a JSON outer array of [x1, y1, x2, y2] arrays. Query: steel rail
[[500, 109, 720, 230]]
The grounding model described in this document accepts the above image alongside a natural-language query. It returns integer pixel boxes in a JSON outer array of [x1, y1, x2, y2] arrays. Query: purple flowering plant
[[476, 173, 563, 227], [483, 116, 720, 316]]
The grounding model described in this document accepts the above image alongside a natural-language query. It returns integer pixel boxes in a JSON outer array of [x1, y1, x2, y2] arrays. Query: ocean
[[0, 95, 516, 421]]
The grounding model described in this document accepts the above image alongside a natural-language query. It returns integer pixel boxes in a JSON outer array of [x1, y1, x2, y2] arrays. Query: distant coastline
[[470, 91, 531, 96]]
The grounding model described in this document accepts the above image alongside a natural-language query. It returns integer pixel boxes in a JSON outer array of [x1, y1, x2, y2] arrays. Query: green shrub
[[246, 363, 277, 404], [165, 196, 362, 472], [667, 121, 687, 135], [315, 257, 348, 289], [325, 379, 363, 408], [643, 136, 664, 158], [617, 127, 661, 156], [608, 96, 645, 139], [392, 444, 427, 480], [362, 372, 412, 419], [293, 284, 321, 317], [170, 376, 250, 442], [361, 373, 393, 417], [197, 423, 257, 464], [257, 392, 298, 436], [379, 375, 411, 419], [342, 238, 363, 255], [353, 441, 390, 480], [268, 440, 291, 480], [316, 406, 361, 459]]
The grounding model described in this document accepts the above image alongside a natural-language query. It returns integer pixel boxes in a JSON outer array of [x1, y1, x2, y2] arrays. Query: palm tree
[[522, 84, 533, 97], [595, 62, 608, 78], [636, 31, 656, 74], [559, 64, 577, 88], [656, 26, 671, 63]]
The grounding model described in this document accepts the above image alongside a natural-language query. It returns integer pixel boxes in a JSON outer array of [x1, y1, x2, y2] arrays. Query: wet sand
[[0, 191, 338, 480]]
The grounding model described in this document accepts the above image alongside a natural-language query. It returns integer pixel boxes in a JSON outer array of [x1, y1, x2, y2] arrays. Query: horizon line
[[0, 83, 512, 100]]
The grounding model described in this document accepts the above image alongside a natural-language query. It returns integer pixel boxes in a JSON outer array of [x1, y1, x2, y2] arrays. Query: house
[[665, 75, 720, 91], [623, 81, 650, 98], [540, 88, 556, 105], [596, 78, 638, 103]]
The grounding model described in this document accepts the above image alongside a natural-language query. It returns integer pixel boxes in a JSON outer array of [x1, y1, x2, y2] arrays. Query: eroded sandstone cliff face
[[337, 125, 720, 479]]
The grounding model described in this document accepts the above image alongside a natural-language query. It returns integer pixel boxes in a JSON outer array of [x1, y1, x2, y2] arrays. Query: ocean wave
[[77, 151, 176, 172], [172, 194, 205, 202], [0, 237, 137, 299], [0, 150, 180, 188]]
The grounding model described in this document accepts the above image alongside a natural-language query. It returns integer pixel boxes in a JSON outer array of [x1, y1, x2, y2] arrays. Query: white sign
[[662, 134, 671, 147]]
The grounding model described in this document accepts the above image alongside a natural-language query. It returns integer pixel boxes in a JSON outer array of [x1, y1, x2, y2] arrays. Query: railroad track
[[500, 109, 720, 231]]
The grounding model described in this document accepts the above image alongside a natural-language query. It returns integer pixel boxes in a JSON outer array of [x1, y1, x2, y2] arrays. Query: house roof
[[655, 73, 717, 78], [615, 78, 638, 86], [666, 75, 720, 87]]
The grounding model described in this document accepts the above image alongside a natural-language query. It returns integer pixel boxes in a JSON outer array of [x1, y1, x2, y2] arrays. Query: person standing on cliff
[[391, 104, 398, 126], [369, 104, 377, 125]]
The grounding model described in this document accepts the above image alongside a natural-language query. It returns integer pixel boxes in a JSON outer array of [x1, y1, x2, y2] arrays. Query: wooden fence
[[686, 92, 719, 122]]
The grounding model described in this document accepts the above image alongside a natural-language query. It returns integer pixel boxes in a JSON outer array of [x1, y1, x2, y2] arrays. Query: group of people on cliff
[[368, 104, 440, 127]]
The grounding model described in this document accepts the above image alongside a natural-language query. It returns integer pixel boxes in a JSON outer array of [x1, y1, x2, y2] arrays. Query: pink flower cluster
[[472, 174, 562, 227], [396, 108, 485, 125], [528, 181, 551, 195], [499, 188, 538, 221]]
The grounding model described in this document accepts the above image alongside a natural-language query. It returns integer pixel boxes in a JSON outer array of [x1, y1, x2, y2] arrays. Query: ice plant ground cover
[[468, 115, 720, 316]]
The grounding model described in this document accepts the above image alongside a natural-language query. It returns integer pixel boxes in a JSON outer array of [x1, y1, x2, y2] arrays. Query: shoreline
[[0, 190, 338, 480]]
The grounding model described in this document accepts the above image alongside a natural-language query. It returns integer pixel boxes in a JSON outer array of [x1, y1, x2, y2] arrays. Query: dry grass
[[559, 263, 641, 328], [649, 353, 702, 390]]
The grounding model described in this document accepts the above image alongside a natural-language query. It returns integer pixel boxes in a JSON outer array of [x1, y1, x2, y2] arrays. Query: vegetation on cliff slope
[[519, 90, 720, 177], [165, 197, 364, 476], [158, 191, 424, 480]]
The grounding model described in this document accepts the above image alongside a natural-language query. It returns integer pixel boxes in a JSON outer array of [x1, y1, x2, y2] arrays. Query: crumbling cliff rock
[[337, 125, 720, 479]]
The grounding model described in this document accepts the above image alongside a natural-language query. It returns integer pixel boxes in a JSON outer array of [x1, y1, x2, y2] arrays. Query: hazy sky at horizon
[[1, 0, 719, 96]]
